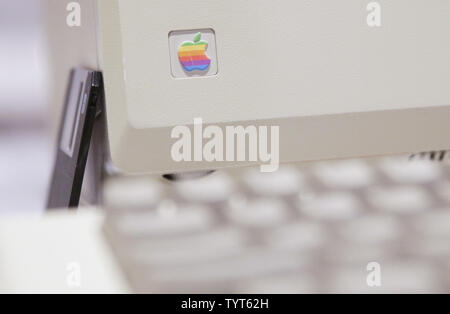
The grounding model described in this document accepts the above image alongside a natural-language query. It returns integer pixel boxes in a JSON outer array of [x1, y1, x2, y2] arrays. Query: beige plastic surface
[[96, 0, 449, 173]]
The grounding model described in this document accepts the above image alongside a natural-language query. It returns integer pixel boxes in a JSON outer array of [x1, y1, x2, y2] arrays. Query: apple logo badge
[[169, 29, 217, 78], [178, 32, 211, 72]]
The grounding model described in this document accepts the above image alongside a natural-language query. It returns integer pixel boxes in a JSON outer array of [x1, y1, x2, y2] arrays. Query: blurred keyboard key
[[225, 198, 289, 228], [114, 204, 213, 236], [148, 250, 301, 286], [405, 237, 450, 259], [103, 177, 161, 210], [379, 159, 440, 184], [299, 192, 360, 220], [130, 227, 247, 266], [323, 243, 394, 265], [243, 166, 303, 197], [411, 209, 450, 238], [265, 221, 326, 251], [155, 199, 178, 218], [175, 172, 233, 203], [338, 215, 402, 245], [313, 160, 374, 189], [367, 186, 430, 214]]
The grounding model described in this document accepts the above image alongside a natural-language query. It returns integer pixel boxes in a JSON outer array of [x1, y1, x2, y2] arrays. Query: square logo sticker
[[169, 29, 218, 78]]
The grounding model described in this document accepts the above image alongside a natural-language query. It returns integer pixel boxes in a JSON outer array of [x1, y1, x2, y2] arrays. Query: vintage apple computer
[[33, 0, 450, 292], [45, 0, 450, 208]]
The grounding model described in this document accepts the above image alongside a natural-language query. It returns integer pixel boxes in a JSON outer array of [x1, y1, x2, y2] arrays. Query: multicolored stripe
[[178, 42, 211, 72]]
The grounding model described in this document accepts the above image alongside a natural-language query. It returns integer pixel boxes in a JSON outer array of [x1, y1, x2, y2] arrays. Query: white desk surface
[[0, 208, 129, 294]]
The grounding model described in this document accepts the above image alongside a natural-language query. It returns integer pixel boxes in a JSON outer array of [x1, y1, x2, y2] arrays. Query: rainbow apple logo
[[178, 32, 211, 72]]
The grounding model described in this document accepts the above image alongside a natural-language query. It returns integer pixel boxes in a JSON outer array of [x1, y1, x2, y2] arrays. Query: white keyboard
[[103, 155, 450, 293]]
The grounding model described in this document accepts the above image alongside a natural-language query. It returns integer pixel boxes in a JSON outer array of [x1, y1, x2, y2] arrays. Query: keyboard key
[[367, 186, 430, 214], [379, 159, 440, 184], [113, 204, 213, 236], [411, 209, 450, 238], [313, 160, 374, 189], [175, 172, 233, 203], [265, 221, 327, 251], [405, 237, 450, 259], [298, 192, 360, 220], [338, 215, 402, 245], [155, 199, 178, 218], [225, 198, 289, 228], [323, 243, 394, 265], [243, 166, 303, 197], [148, 250, 302, 287], [103, 177, 161, 210], [129, 227, 247, 266]]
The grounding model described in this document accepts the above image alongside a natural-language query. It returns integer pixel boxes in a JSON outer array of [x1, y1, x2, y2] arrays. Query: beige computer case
[[47, 0, 450, 174]]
